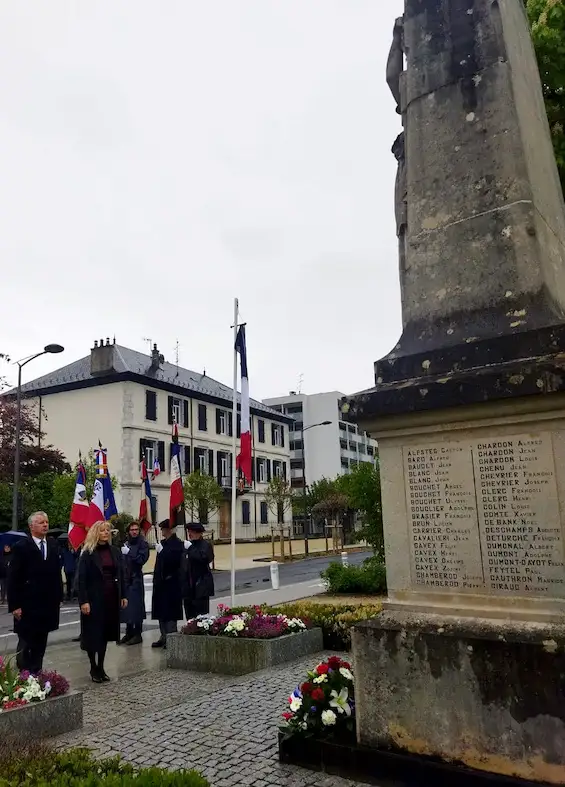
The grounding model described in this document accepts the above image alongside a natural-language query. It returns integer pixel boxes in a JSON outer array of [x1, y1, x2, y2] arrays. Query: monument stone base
[[352, 611, 565, 785]]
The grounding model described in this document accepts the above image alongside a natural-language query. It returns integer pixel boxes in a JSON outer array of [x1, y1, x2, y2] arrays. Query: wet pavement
[[43, 638, 371, 786]]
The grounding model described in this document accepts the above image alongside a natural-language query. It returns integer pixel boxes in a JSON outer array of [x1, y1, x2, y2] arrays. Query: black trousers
[[16, 631, 49, 673], [65, 572, 75, 600], [183, 597, 210, 621]]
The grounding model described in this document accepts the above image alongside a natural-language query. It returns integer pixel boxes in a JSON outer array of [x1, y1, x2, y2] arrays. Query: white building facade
[[262, 391, 378, 491], [17, 341, 293, 540]]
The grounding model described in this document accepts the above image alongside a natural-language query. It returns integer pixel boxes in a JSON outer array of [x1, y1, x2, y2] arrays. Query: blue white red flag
[[88, 445, 118, 525], [152, 458, 161, 479], [139, 459, 153, 534], [235, 325, 252, 485], [68, 455, 89, 549], [169, 423, 184, 522]]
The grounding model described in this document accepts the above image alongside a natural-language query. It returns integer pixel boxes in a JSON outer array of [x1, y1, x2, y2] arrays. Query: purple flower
[[311, 706, 317, 713], [19, 670, 30, 681], [35, 670, 69, 697]]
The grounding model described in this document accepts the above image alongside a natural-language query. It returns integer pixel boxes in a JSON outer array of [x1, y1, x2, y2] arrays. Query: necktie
[[40, 540, 46, 560]]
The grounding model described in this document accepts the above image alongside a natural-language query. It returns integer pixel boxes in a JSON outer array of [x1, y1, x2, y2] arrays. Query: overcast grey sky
[[1, 0, 404, 399]]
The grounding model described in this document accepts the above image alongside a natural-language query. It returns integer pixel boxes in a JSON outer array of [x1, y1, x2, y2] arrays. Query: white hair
[[28, 511, 48, 527]]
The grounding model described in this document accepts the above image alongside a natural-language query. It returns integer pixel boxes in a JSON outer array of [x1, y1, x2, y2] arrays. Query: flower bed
[[168, 606, 323, 675], [181, 604, 310, 639], [0, 656, 81, 738]]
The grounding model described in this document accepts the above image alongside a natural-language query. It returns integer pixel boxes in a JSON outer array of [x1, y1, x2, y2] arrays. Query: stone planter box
[[0, 691, 83, 739], [167, 628, 323, 675]]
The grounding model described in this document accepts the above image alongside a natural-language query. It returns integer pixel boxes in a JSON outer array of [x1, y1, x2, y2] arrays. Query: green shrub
[[320, 557, 387, 596], [268, 601, 382, 651], [0, 743, 209, 786]]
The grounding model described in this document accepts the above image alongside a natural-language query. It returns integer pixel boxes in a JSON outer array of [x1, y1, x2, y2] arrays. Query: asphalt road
[[0, 550, 371, 645]]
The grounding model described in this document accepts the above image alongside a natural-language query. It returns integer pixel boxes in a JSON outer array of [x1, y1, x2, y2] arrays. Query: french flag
[[87, 445, 118, 525], [68, 456, 89, 549], [235, 325, 252, 485], [152, 458, 161, 479], [169, 423, 184, 522], [139, 459, 153, 534]]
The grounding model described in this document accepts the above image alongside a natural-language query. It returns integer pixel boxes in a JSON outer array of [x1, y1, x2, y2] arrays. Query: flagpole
[[230, 297, 239, 607]]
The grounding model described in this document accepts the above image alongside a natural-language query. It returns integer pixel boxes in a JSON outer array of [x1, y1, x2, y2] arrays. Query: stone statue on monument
[[386, 16, 407, 281]]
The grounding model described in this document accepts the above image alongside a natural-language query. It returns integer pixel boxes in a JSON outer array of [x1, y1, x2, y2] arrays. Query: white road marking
[[0, 620, 79, 639]]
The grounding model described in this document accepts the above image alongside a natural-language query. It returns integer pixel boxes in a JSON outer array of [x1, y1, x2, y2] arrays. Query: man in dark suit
[[7, 511, 63, 672], [151, 519, 184, 649]]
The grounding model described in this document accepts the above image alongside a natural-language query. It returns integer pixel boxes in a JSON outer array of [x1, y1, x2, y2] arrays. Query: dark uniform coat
[[151, 534, 184, 622], [77, 545, 125, 651], [7, 536, 63, 636], [120, 536, 149, 625], [181, 538, 215, 619]]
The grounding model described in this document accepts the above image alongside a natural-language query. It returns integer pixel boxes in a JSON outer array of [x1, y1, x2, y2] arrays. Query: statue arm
[[386, 19, 404, 108]]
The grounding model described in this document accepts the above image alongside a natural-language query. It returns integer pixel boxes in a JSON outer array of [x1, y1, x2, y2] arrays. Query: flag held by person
[[88, 444, 118, 525], [169, 423, 184, 523], [139, 458, 153, 534], [235, 325, 252, 486], [68, 453, 89, 549]]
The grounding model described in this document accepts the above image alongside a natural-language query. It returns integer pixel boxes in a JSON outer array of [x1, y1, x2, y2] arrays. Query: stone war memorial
[[343, 0, 565, 784]]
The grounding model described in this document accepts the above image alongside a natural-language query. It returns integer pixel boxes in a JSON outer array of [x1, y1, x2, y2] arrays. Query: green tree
[[265, 476, 293, 524], [528, 0, 565, 186], [183, 471, 224, 524], [337, 462, 383, 556]]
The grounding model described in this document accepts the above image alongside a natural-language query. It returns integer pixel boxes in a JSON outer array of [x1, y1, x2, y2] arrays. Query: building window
[[273, 461, 282, 479], [195, 447, 208, 474], [358, 443, 366, 454], [339, 422, 346, 432], [367, 445, 374, 456], [341, 457, 349, 469], [292, 420, 303, 432], [347, 424, 355, 433], [258, 419, 265, 443], [290, 459, 303, 470], [220, 453, 229, 482], [260, 501, 268, 524], [198, 403, 207, 431], [145, 441, 156, 469], [289, 439, 303, 451], [242, 500, 250, 525], [286, 403, 303, 415], [272, 424, 283, 447], [145, 390, 157, 421], [168, 397, 188, 427], [140, 438, 164, 474], [216, 408, 232, 436], [340, 439, 348, 450], [258, 459, 266, 483]]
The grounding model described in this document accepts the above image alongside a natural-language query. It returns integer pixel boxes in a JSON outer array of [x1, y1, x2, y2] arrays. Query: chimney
[[90, 339, 117, 377], [150, 343, 164, 371], [289, 391, 297, 396]]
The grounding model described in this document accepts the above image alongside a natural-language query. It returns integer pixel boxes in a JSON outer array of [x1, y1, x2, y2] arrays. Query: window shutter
[[167, 397, 174, 425], [280, 425, 285, 448], [251, 458, 255, 482], [158, 441, 165, 473], [258, 420, 265, 443], [282, 462, 287, 481], [237, 413, 241, 438], [228, 411, 233, 437], [169, 442, 174, 468], [255, 457, 260, 482], [208, 449, 214, 476], [183, 401, 189, 428], [267, 459, 272, 482], [271, 423, 276, 445], [198, 403, 207, 431], [139, 438, 147, 462], [184, 446, 190, 475], [216, 409, 221, 434], [217, 452, 223, 485], [193, 447, 200, 471], [145, 391, 157, 421], [242, 501, 250, 525]]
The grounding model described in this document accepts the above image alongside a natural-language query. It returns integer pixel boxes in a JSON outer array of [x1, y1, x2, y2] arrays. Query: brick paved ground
[[55, 655, 371, 786]]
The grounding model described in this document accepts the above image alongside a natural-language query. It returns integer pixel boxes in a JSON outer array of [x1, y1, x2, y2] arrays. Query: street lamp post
[[301, 420, 332, 557], [11, 344, 64, 529]]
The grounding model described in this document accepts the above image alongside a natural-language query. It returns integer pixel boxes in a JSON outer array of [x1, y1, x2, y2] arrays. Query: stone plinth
[[352, 611, 565, 784], [166, 629, 323, 675], [0, 691, 83, 739]]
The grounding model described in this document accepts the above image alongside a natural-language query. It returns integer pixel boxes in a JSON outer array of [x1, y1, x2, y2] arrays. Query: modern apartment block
[[262, 391, 378, 491], [14, 340, 293, 539]]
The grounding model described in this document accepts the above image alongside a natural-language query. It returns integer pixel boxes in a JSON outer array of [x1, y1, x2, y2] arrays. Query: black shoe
[[127, 635, 142, 645], [90, 669, 103, 684], [152, 639, 165, 648], [100, 671, 111, 682], [118, 635, 132, 645]]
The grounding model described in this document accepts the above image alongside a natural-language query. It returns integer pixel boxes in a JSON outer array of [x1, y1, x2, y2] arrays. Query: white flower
[[313, 674, 327, 684], [330, 688, 351, 716], [289, 696, 302, 712], [224, 617, 246, 635], [339, 667, 354, 682], [300, 721, 307, 730], [321, 709, 337, 726], [44, 682, 52, 695]]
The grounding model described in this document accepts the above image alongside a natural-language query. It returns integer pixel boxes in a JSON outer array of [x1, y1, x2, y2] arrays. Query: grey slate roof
[[12, 344, 289, 420]]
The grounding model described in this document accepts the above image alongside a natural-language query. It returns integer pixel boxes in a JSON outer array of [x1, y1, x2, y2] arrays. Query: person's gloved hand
[[155, 543, 164, 554], [121, 545, 130, 555], [183, 540, 192, 550]]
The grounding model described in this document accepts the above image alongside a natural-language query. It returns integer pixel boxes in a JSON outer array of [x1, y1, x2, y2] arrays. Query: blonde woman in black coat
[[77, 521, 127, 683]]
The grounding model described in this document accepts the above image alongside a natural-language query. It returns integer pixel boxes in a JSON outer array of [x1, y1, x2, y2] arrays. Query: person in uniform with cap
[[151, 519, 184, 648], [181, 523, 215, 621]]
